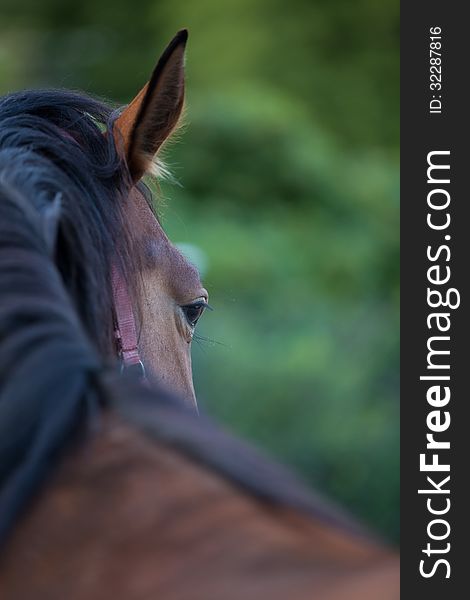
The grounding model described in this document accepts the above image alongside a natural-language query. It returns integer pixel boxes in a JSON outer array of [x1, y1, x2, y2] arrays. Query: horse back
[[0, 412, 398, 599]]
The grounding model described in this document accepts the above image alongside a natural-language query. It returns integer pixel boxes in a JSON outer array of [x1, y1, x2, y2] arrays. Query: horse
[[0, 30, 399, 598]]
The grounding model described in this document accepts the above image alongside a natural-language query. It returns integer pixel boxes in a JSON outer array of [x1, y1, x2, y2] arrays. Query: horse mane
[[0, 173, 102, 542], [0, 136, 373, 548], [0, 89, 147, 357]]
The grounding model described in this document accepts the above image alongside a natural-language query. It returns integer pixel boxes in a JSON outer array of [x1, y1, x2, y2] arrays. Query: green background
[[0, 0, 399, 540]]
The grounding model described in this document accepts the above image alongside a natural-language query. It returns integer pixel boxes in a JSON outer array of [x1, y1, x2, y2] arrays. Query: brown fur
[[0, 413, 399, 599], [128, 187, 207, 406]]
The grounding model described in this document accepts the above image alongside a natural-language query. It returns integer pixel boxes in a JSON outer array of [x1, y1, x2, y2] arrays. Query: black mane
[[0, 89, 139, 357], [0, 173, 103, 543]]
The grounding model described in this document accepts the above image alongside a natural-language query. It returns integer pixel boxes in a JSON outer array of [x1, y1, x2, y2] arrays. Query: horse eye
[[181, 302, 207, 328]]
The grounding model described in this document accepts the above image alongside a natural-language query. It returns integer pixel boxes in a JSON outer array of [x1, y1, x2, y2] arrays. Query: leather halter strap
[[111, 263, 146, 379]]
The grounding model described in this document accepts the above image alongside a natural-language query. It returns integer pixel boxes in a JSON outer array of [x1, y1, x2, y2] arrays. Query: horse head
[[0, 30, 207, 409]]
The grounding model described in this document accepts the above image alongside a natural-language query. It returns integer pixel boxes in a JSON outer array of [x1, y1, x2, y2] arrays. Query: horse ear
[[113, 29, 188, 182]]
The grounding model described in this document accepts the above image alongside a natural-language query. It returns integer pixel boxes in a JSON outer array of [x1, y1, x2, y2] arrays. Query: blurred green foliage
[[0, 0, 399, 540]]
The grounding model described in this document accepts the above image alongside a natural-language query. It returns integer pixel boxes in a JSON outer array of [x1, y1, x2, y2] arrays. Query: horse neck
[[0, 413, 398, 600]]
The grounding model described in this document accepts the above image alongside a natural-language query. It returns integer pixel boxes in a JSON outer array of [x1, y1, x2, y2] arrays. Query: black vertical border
[[401, 4, 468, 598]]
